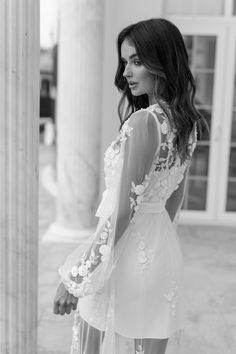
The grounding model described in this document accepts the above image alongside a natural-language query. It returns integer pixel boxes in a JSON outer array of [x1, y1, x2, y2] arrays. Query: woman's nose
[[123, 64, 132, 78]]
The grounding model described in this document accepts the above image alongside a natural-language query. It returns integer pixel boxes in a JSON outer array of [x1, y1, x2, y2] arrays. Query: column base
[[42, 222, 96, 243]]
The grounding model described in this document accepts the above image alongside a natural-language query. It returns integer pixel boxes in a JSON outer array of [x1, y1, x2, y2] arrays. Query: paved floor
[[38, 145, 236, 354]]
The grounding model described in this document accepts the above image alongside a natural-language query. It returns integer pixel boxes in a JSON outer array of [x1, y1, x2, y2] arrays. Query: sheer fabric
[[58, 102, 197, 354]]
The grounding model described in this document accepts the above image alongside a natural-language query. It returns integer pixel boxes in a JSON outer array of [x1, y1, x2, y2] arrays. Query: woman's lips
[[128, 82, 138, 89]]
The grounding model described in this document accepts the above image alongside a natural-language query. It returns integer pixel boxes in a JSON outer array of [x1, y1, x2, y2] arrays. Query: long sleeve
[[58, 109, 160, 298]]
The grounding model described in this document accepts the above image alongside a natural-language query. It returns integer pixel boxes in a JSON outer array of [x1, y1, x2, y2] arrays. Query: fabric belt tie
[[138, 202, 165, 213]]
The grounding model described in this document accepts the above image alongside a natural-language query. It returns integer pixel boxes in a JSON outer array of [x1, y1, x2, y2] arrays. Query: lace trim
[[65, 220, 112, 297], [120, 119, 133, 141], [104, 120, 133, 189], [154, 113, 179, 172], [147, 104, 198, 173], [129, 176, 150, 214]]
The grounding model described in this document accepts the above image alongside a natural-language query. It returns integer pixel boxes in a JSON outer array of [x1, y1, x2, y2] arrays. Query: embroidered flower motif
[[130, 197, 136, 209], [89, 250, 98, 265], [104, 142, 121, 168], [85, 260, 91, 268], [137, 250, 147, 264], [100, 231, 108, 241], [167, 132, 176, 150], [66, 276, 91, 298], [120, 120, 133, 142], [188, 124, 197, 156], [164, 280, 178, 316], [101, 255, 110, 262], [78, 264, 89, 277], [106, 148, 116, 160], [136, 239, 155, 272], [130, 178, 149, 213], [104, 144, 120, 188], [104, 120, 134, 190], [71, 265, 79, 277], [66, 220, 112, 297], [99, 244, 110, 257], [133, 184, 146, 195], [113, 142, 120, 154], [138, 241, 145, 250], [136, 195, 143, 204], [161, 121, 168, 134]]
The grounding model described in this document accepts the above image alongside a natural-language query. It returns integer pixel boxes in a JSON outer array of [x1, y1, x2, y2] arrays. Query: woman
[[53, 18, 205, 354]]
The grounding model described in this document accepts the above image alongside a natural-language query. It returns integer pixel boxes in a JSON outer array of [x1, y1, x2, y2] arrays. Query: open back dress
[[58, 101, 197, 354]]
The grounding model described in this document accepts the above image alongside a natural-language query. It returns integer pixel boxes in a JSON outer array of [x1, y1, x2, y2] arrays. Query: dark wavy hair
[[114, 18, 207, 160]]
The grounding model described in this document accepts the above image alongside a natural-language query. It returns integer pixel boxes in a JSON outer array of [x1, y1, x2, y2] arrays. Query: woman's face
[[121, 38, 155, 100]]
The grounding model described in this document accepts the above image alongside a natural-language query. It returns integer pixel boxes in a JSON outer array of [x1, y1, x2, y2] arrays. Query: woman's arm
[[113, 110, 160, 245], [55, 109, 160, 304]]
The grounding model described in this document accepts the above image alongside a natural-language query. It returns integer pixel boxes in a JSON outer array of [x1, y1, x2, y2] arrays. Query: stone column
[[44, 0, 104, 242], [0, 1, 39, 353]]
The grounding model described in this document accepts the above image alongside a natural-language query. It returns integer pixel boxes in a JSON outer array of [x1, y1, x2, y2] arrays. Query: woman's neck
[[148, 92, 159, 105], [148, 97, 157, 105], [148, 92, 168, 106]]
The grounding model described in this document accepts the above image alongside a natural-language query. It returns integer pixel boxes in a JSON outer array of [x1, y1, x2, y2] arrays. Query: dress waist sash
[[138, 201, 165, 213]]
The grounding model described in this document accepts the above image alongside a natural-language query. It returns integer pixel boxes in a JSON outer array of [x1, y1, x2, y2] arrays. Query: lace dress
[[58, 102, 197, 354]]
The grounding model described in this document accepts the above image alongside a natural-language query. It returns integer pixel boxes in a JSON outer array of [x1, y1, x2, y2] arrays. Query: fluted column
[[44, 0, 104, 242], [0, 1, 39, 353]]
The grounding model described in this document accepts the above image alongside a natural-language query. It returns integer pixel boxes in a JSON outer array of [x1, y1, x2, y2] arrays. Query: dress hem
[[78, 309, 185, 340]]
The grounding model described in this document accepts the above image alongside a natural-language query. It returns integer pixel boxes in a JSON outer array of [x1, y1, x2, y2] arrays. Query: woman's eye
[[121, 58, 142, 66]]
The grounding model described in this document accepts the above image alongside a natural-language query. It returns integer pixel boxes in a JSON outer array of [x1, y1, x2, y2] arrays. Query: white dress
[[58, 102, 197, 354]]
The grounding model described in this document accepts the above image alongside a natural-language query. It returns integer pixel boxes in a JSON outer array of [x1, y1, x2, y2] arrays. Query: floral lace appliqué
[[120, 119, 133, 142], [66, 220, 112, 297], [130, 175, 150, 213], [164, 280, 178, 316], [105, 142, 120, 166], [104, 119, 133, 189], [161, 120, 168, 134], [104, 142, 121, 189], [154, 116, 178, 173], [188, 122, 198, 156], [136, 239, 155, 273]]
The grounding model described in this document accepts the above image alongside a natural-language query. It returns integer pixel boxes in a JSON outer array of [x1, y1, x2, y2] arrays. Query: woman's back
[[126, 103, 197, 217]]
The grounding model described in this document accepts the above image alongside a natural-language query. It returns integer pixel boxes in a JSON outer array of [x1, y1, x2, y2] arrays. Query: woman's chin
[[130, 91, 143, 97]]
